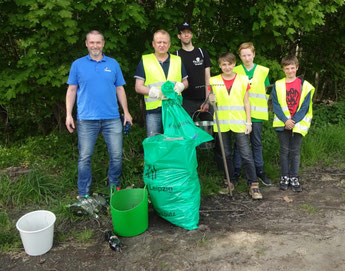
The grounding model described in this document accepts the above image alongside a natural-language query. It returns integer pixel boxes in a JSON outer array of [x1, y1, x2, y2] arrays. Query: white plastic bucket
[[16, 210, 56, 256]]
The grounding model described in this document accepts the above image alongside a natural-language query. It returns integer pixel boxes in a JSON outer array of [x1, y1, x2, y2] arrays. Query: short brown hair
[[281, 55, 299, 67], [86, 30, 104, 41], [218, 52, 236, 65], [153, 30, 170, 42], [238, 42, 255, 54]]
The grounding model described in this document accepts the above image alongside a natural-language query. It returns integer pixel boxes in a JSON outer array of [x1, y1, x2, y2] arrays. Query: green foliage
[[313, 102, 345, 126], [197, 149, 223, 195], [302, 123, 345, 167], [0, 211, 21, 252], [1, 0, 345, 141], [0, 170, 61, 207]]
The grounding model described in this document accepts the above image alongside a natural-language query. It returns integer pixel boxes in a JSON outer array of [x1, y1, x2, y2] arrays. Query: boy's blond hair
[[218, 52, 236, 65], [281, 55, 299, 67], [238, 42, 255, 54]]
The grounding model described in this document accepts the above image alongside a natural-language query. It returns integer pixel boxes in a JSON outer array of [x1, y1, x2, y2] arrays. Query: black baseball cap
[[178, 22, 192, 33]]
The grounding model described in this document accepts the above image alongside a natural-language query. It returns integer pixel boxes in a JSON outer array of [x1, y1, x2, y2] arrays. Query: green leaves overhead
[[0, 0, 344, 140]]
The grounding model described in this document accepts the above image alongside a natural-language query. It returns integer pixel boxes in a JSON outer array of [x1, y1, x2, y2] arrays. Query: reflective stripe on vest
[[218, 119, 246, 125], [142, 54, 182, 110], [233, 64, 269, 120], [273, 78, 315, 136], [249, 93, 268, 100], [210, 74, 249, 133], [251, 106, 267, 112], [217, 105, 245, 111]]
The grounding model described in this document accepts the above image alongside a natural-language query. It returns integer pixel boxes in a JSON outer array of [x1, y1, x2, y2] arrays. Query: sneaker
[[249, 182, 263, 200], [290, 177, 302, 192], [257, 171, 272, 186], [280, 176, 289, 191], [219, 180, 234, 194]]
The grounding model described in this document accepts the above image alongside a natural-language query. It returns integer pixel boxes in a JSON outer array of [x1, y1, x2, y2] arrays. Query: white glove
[[173, 82, 185, 94], [148, 87, 163, 99], [245, 123, 252, 134]]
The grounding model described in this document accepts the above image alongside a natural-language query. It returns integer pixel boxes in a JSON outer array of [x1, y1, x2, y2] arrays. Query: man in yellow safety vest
[[134, 30, 188, 137]]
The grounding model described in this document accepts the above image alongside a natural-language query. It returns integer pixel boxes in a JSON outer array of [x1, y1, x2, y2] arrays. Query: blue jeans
[[233, 122, 264, 172], [146, 112, 162, 138], [77, 119, 123, 197], [277, 130, 303, 177], [215, 131, 257, 185]]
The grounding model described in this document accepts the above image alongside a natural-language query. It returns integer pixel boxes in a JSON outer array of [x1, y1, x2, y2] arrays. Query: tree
[[0, 0, 344, 142]]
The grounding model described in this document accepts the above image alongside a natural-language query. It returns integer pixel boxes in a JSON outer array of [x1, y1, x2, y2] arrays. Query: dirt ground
[[2, 167, 345, 271]]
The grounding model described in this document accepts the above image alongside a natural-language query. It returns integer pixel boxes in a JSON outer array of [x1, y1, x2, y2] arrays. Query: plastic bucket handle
[[192, 110, 213, 121]]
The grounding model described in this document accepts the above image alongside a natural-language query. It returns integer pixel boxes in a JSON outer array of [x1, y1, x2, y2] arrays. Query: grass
[[74, 229, 94, 243], [1, 102, 345, 251], [0, 211, 21, 252], [300, 203, 317, 214], [256, 247, 265, 256], [196, 233, 208, 246]]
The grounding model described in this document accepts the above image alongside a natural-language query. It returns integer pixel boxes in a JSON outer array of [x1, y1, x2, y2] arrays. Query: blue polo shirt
[[67, 54, 126, 120]]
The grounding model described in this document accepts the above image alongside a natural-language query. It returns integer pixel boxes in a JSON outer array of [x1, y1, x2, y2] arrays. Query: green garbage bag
[[143, 81, 211, 230], [161, 81, 213, 147], [143, 135, 200, 230]]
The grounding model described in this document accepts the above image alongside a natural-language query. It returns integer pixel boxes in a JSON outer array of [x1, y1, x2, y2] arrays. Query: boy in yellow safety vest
[[272, 55, 315, 192], [209, 52, 263, 200], [232, 42, 272, 186]]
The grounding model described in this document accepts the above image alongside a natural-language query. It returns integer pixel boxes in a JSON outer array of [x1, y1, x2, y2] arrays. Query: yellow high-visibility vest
[[233, 64, 269, 120], [210, 74, 249, 133], [142, 54, 182, 110], [273, 78, 315, 136]]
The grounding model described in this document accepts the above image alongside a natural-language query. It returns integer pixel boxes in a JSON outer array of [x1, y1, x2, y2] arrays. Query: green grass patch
[[196, 233, 208, 246], [0, 169, 63, 207], [0, 211, 21, 252], [300, 203, 317, 214], [302, 124, 345, 167], [73, 229, 94, 243]]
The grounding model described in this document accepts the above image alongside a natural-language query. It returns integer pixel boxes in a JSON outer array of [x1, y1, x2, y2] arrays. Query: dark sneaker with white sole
[[257, 172, 272, 186], [280, 176, 289, 191], [290, 177, 302, 192]]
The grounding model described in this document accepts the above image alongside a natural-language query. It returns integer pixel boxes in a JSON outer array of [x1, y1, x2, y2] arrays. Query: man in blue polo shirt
[[65, 30, 132, 198], [134, 29, 188, 137]]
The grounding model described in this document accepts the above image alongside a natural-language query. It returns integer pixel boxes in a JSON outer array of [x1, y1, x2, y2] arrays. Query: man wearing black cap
[[176, 22, 212, 120]]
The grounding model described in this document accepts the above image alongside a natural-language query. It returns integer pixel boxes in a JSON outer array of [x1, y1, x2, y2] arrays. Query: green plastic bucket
[[110, 186, 148, 237]]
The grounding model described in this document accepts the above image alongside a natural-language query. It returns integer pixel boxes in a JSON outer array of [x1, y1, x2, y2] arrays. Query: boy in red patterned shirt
[[271, 55, 315, 192]]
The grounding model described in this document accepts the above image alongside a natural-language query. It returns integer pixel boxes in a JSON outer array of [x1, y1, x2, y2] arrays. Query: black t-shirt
[[175, 47, 212, 100]]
